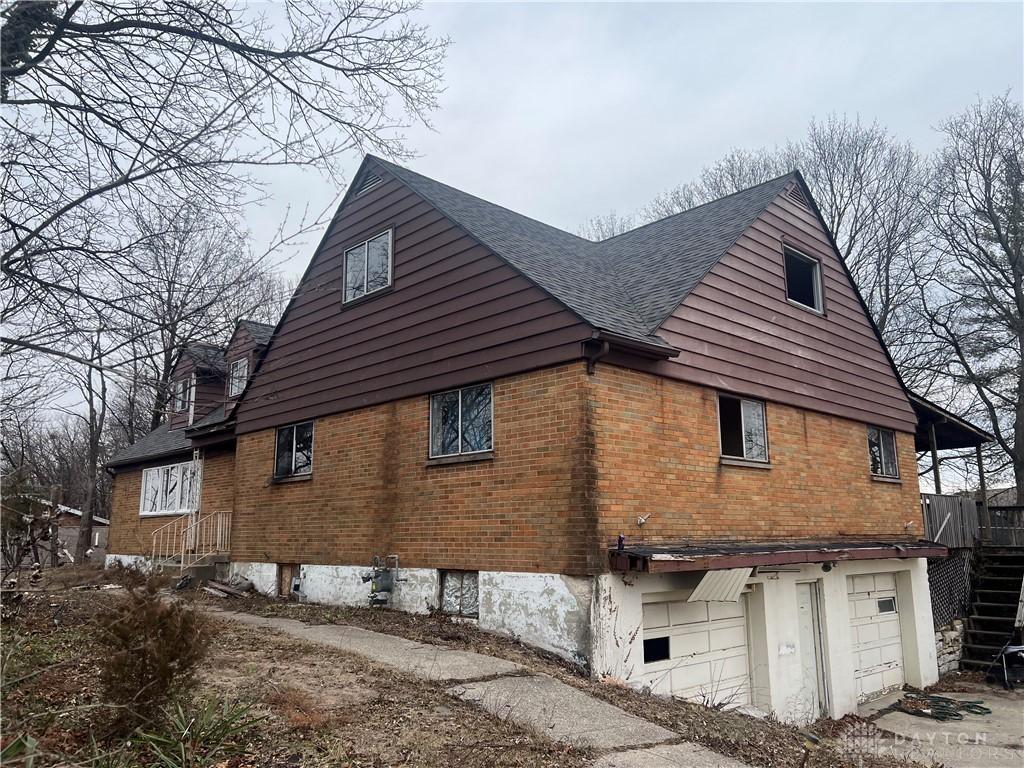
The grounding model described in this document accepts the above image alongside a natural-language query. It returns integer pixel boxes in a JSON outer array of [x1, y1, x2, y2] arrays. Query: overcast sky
[[254, 1, 1023, 280]]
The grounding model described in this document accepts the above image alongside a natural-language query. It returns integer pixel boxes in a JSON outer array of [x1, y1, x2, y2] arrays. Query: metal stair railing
[[150, 510, 231, 574]]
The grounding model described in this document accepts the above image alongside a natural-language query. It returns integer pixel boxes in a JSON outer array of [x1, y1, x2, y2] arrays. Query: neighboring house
[[105, 157, 989, 724], [55, 506, 109, 559]]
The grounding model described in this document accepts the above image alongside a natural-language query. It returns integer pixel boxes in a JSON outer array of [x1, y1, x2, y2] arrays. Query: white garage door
[[641, 594, 750, 708], [848, 573, 904, 701]]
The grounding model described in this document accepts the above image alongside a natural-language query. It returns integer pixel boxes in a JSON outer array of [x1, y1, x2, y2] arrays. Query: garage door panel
[[669, 601, 709, 625], [708, 601, 744, 621], [642, 603, 669, 629], [642, 593, 751, 708], [848, 574, 905, 702]]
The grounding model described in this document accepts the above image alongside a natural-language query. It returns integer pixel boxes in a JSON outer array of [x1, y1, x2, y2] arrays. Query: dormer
[[167, 344, 227, 431], [223, 320, 274, 404]]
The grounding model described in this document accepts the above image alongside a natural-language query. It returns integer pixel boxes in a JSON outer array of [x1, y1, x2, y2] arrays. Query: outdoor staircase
[[150, 509, 231, 576], [961, 546, 1024, 672]]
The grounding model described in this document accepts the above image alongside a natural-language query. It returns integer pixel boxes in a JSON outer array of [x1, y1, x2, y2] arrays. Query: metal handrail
[[150, 509, 231, 574]]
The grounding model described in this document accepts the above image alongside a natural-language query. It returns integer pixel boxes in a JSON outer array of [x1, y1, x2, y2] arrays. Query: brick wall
[[107, 446, 236, 555], [231, 364, 602, 574], [590, 364, 922, 544]]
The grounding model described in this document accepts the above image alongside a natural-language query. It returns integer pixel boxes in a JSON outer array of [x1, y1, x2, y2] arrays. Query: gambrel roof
[[372, 156, 795, 348]]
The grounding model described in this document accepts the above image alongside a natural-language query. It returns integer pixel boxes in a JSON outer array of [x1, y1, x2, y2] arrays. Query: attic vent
[[355, 172, 383, 196], [786, 184, 809, 209]]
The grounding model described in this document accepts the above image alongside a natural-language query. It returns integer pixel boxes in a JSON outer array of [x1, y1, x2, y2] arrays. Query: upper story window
[[275, 421, 314, 478], [344, 230, 392, 303], [228, 358, 248, 397], [719, 394, 768, 463], [172, 377, 193, 413], [140, 460, 199, 516], [867, 426, 899, 479], [784, 247, 823, 312], [430, 383, 493, 458]]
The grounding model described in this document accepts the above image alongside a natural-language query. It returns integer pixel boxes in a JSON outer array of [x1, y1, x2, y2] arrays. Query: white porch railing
[[150, 510, 231, 573]]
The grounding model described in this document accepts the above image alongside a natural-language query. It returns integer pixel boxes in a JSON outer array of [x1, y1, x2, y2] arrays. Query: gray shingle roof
[[106, 423, 192, 468], [239, 320, 274, 347], [187, 344, 227, 375], [371, 156, 795, 345], [188, 405, 228, 432]]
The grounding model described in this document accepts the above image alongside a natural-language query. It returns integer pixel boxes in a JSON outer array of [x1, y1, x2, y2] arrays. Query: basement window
[[440, 570, 479, 618], [784, 248, 823, 312], [718, 394, 768, 463], [274, 421, 314, 478], [867, 426, 899, 479], [344, 230, 392, 303], [429, 383, 493, 458], [643, 636, 670, 663]]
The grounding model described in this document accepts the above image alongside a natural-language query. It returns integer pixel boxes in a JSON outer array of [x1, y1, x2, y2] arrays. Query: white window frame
[[228, 358, 248, 397], [274, 421, 314, 478], [342, 229, 393, 304], [783, 247, 824, 313], [138, 460, 201, 517], [428, 383, 494, 459], [717, 394, 769, 463], [867, 425, 900, 479]]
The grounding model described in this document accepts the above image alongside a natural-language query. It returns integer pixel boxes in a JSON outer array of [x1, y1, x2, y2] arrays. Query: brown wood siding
[[167, 355, 223, 431], [235, 170, 590, 434], [652, 186, 916, 433], [223, 325, 261, 404]]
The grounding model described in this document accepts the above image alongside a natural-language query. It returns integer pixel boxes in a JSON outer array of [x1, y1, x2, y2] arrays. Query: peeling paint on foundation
[[299, 564, 439, 613], [477, 571, 592, 665]]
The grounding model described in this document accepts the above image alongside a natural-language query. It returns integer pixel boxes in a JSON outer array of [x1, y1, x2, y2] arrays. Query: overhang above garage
[[610, 538, 947, 574]]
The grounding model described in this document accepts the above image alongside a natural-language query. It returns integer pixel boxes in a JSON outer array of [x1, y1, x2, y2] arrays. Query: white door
[[797, 582, 827, 718], [641, 594, 751, 708], [848, 573, 904, 701]]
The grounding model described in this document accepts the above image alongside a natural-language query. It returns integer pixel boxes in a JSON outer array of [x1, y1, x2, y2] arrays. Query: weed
[[134, 698, 264, 768]]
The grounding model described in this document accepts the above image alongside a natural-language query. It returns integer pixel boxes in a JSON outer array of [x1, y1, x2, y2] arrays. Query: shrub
[[94, 579, 208, 731], [135, 699, 263, 768]]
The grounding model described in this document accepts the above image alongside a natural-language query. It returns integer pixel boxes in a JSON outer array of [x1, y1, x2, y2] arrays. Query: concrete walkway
[[205, 607, 746, 765]]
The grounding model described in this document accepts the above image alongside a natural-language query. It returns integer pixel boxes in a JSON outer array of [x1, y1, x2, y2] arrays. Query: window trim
[[783, 246, 824, 314], [273, 420, 315, 479], [228, 357, 248, 398], [717, 393, 770, 464], [139, 460, 200, 517], [428, 383, 494, 459], [867, 425, 900, 480], [342, 228, 393, 304]]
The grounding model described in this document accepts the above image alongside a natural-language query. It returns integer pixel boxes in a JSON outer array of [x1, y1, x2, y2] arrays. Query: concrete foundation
[[104, 553, 150, 571]]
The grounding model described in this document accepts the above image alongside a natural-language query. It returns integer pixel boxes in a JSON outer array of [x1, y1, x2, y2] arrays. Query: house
[[54, 505, 109, 559], [105, 156, 989, 724]]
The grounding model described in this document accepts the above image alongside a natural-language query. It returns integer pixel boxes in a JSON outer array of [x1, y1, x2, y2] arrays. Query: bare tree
[[916, 95, 1023, 498], [576, 211, 635, 241], [1, 0, 447, 367]]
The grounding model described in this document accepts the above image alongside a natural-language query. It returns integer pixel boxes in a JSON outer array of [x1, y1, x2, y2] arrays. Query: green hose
[[895, 692, 992, 721]]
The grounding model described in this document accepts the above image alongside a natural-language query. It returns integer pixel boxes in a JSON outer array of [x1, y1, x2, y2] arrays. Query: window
[[643, 636, 670, 663], [867, 426, 899, 478], [784, 248, 823, 311], [719, 394, 768, 462], [440, 570, 479, 618], [343, 230, 392, 303], [172, 378, 192, 412], [228, 358, 248, 397], [429, 383, 493, 458], [274, 421, 314, 478], [140, 460, 200, 516], [877, 597, 897, 614]]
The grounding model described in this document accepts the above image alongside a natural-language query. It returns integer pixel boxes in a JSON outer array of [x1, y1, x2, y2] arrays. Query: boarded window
[[867, 426, 899, 478], [140, 460, 199, 515], [429, 384, 492, 458], [784, 248, 822, 311], [719, 394, 768, 462], [275, 421, 314, 478], [343, 230, 392, 303], [441, 570, 479, 618]]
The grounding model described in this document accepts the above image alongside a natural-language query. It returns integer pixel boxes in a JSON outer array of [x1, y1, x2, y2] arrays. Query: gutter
[[591, 329, 681, 360]]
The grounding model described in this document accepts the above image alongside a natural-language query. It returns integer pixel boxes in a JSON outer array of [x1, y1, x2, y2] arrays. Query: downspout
[[584, 338, 610, 375]]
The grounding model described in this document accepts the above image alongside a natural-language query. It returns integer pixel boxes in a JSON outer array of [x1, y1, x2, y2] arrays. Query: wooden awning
[[908, 392, 993, 451], [609, 538, 947, 573]]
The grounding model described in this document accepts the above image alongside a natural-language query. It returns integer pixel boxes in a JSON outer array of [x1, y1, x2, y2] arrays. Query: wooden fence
[[921, 494, 980, 548], [989, 506, 1024, 546]]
